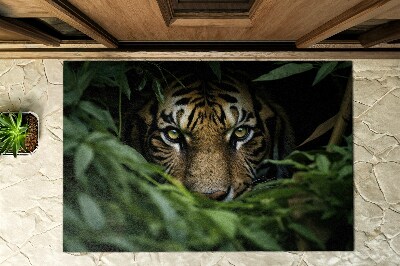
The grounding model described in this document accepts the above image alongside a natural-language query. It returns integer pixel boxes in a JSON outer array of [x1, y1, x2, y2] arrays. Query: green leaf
[[19, 135, 27, 152], [253, 63, 313, 81], [336, 61, 352, 70], [77, 63, 96, 92], [203, 209, 239, 239], [138, 76, 147, 91], [0, 137, 12, 154], [86, 132, 110, 143], [12, 140, 18, 157], [102, 112, 119, 134], [9, 113, 16, 128], [92, 76, 116, 88], [63, 138, 78, 154], [0, 133, 9, 142], [64, 62, 98, 105], [327, 144, 348, 156], [64, 205, 83, 226], [78, 193, 106, 230], [78, 101, 118, 134], [147, 189, 187, 242], [64, 117, 88, 138], [263, 158, 309, 170], [288, 223, 325, 249], [0, 115, 11, 127], [2, 115, 12, 127], [74, 143, 94, 177], [63, 238, 87, 252], [100, 236, 137, 251], [19, 126, 28, 133], [209, 62, 221, 82], [287, 150, 316, 162], [338, 165, 353, 179], [316, 154, 330, 173], [150, 191, 177, 224], [64, 90, 82, 106], [247, 187, 302, 201], [152, 79, 165, 103], [321, 209, 337, 220], [95, 137, 147, 165], [312, 62, 338, 86], [240, 226, 282, 251], [16, 112, 22, 127], [64, 63, 77, 91], [115, 72, 131, 100], [14, 135, 25, 157], [78, 101, 106, 121]]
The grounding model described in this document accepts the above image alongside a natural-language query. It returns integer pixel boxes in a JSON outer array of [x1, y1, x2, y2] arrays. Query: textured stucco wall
[[0, 59, 399, 266]]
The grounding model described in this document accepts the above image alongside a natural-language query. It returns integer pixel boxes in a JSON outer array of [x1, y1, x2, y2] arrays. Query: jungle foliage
[[63, 61, 353, 251]]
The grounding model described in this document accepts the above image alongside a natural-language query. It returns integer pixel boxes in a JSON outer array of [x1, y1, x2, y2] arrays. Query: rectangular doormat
[[63, 61, 353, 251]]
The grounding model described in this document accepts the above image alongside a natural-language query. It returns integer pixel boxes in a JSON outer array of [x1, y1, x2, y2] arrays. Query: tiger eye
[[167, 129, 180, 140], [233, 127, 248, 139]]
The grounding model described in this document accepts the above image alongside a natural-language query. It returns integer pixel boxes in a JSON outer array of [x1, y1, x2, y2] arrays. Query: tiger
[[130, 74, 294, 201]]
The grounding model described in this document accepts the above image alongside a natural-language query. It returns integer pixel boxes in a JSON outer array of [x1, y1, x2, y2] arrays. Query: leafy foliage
[[208, 62, 222, 82], [63, 61, 353, 251], [253, 63, 314, 81], [0, 112, 28, 157], [253, 61, 351, 86]]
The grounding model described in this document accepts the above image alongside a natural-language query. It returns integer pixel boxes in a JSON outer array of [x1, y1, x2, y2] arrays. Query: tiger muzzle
[[204, 186, 235, 201], [183, 148, 238, 201]]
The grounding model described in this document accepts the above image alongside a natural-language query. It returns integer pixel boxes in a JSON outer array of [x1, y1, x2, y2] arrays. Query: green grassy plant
[[0, 112, 28, 157]]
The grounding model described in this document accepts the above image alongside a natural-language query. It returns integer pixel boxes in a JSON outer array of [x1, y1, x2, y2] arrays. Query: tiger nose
[[205, 190, 228, 201]]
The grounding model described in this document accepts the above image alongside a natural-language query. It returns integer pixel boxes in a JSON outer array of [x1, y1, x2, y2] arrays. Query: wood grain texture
[[156, 0, 258, 26], [0, 29, 30, 41], [0, 0, 398, 44], [359, 20, 400, 48], [156, 0, 174, 26], [171, 0, 254, 12], [170, 18, 252, 27], [0, 49, 398, 59], [65, 0, 366, 41], [0, 40, 398, 49], [0, 0, 51, 17], [37, 0, 118, 48], [374, 5, 400, 19], [296, 0, 400, 48], [0, 16, 60, 46], [247, 0, 262, 19]]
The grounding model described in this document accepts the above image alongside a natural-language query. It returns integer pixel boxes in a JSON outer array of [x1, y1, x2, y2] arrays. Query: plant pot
[[0, 111, 39, 156]]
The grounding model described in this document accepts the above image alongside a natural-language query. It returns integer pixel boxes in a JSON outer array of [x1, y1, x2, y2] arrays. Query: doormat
[[63, 61, 353, 251]]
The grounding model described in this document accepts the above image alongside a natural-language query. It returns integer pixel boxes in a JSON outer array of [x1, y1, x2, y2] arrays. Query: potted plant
[[0, 111, 39, 157]]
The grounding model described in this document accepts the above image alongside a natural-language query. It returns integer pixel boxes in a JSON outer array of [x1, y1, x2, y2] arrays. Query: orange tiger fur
[[130, 75, 294, 200]]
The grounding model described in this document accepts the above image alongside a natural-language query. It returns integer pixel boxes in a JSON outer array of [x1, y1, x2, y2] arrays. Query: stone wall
[[0, 59, 399, 265]]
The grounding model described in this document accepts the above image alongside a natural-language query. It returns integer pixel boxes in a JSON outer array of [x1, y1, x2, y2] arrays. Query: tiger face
[[131, 77, 293, 200]]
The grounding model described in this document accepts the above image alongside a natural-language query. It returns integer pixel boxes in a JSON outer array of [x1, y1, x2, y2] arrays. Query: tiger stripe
[[131, 74, 294, 200]]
